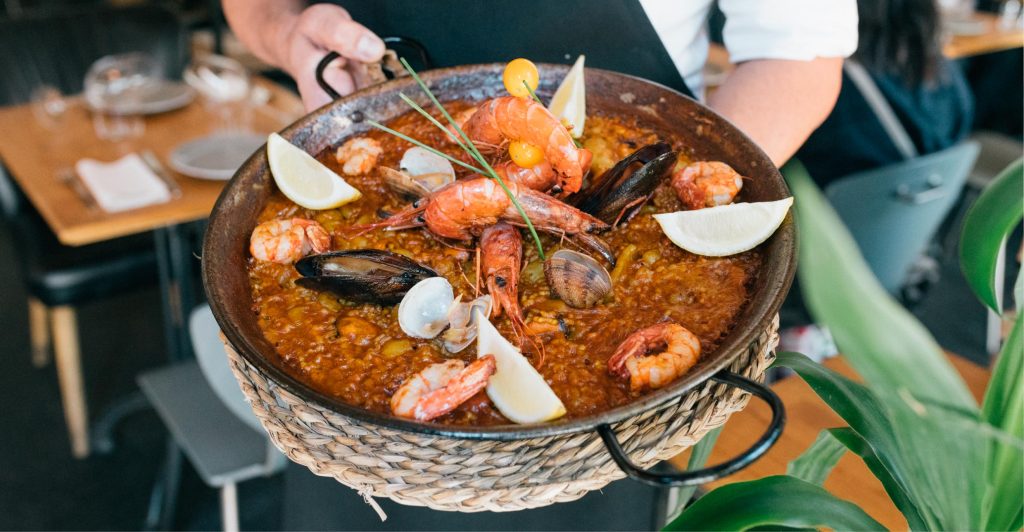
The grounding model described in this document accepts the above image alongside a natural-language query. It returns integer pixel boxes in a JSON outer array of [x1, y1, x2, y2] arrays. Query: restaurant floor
[[0, 211, 1011, 530]]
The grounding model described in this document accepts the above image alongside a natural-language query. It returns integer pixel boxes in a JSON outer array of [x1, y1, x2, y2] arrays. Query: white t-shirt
[[639, 0, 859, 98]]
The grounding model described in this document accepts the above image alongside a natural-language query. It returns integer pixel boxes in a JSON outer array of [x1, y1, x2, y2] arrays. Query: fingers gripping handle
[[316, 36, 434, 101], [597, 371, 785, 487]]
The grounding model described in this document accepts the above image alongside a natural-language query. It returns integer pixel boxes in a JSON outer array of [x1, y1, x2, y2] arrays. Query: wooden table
[[0, 78, 302, 459], [945, 11, 1024, 59], [669, 355, 991, 530], [0, 78, 303, 247]]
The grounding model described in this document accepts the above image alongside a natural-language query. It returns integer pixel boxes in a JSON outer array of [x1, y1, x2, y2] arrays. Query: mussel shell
[[294, 250, 437, 305], [573, 142, 672, 212], [591, 150, 676, 224], [543, 249, 612, 309]]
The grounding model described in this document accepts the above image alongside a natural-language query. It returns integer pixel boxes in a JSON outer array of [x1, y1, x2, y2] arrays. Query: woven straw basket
[[222, 315, 778, 513]]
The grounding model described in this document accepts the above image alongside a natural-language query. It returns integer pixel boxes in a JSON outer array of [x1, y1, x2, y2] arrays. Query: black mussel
[[572, 142, 676, 224], [294, 250, 437, 305]]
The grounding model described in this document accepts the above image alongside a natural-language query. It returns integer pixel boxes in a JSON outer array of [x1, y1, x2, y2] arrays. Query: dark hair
[[855, 0, 943, 86]]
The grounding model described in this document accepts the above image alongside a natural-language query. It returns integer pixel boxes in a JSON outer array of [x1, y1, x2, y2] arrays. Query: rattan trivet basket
[[223, 315, 778, 513]]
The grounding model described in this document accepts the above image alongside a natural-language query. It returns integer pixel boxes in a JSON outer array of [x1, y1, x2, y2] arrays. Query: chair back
[[190, 304, 263, 433], [0, 3, 187, 105], [825, 140, 980, 294]]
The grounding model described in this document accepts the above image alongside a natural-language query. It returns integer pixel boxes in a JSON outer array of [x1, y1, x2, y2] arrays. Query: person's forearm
[[708, 58, 843, 166], [222, 0, 305, 69]]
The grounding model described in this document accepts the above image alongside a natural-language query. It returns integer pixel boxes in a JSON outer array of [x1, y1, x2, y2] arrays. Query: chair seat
[[11, 208, 157, 307], [138, 361, 274, 488]]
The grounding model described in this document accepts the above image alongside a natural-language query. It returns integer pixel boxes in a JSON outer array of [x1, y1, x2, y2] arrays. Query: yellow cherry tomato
[[509, 140, 544, 168], [503, 58, 539, 98]]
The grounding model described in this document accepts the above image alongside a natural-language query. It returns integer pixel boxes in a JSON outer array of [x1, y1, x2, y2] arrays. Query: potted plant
[[665, 159, 1023, 530]]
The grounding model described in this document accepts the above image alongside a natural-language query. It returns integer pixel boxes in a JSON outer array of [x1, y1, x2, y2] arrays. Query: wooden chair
[[0, 3, 186, 457]]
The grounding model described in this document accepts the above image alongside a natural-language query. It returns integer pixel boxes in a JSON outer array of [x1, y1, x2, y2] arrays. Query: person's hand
[[275, 3, 385, 110]]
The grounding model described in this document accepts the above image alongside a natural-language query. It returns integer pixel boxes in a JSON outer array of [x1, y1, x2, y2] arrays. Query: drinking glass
[[183, 54, 253, 133], [30, 85, 68, 130], [84, 52, 159, 141]]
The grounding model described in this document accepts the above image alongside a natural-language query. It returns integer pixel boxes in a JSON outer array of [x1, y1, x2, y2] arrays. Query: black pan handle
[[597, 371, 785, 487], [316, 35, 433, 101]]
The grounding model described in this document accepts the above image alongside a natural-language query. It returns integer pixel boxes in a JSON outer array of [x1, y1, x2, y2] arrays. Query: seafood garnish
[[391, 356, 496, 421], [544, 249, 612, 309], [442, 295, 493, 353], [398, 277, 455, 339], [250, 218, 330, 264], [463, 96, 592, 195], [364, 176, 615, 264], [608, 322, 701, 391], [573, 142, 676, 224], [294, 250, 436, 305], [335, 137, 382, 176], [671, 160, 744, 210]]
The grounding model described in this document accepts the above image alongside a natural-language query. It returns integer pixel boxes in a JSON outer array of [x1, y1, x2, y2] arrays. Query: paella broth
[[248, 102, 762, 425]]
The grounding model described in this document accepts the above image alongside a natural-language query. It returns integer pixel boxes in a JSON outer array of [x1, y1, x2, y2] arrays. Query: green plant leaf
[[960, 158, 1023, 313], [828, 428, 928, 530], [774, 352, 926, 523], [783, 160, 976, 410], [786, 430, 847, 486], [663, 475, 884, 531], [776, 351, 998, 530], [982, 312, 1024, 531]]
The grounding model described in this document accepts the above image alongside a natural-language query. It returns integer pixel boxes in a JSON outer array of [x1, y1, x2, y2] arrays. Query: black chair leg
[[145, 438, 183, 531]]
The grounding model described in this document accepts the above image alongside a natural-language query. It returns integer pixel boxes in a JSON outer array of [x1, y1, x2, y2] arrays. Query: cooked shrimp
[[671, 161, 744, 210], [363, 177, 614, 263], [481, 223, 527, 335], [390, 355, 496, 421], [463, 96, 592, 194], [607, 323, 701, 391], [335, 137, 383, 175], [445, 106, 480, 141], [250, 218, 330, 264], [493, 160, 558, 193]]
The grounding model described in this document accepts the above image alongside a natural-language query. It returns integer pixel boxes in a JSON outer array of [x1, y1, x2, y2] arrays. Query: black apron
[[288, 2, 690, 526], [315, 0, 695, 99]]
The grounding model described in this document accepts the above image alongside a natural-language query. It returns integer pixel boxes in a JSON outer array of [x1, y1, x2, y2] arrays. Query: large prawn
[[363, 176, 615, 264], [480, 223, 528, 338], [463, 96, 592, 195]]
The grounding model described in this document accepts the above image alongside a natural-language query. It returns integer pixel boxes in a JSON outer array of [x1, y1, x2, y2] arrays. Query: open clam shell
[[543, 249, 612, 309], [442, 295, 493, 353], [381, 147, 456, 198], [398, 277, 455, 339]]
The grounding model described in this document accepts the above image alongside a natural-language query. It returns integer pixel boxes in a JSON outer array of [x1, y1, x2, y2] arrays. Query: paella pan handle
[[316, 36, 434, 101], [597, 371, 785, 488]]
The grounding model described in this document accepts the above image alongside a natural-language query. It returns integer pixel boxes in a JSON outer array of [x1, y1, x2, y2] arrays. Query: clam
[[572, 142, 677, 224], [543, 249, 612, 309], [398, 277, 454, 338], [381, 147, 456, 198], [294, 250, 437, 305], [442, 295, 493, 353]]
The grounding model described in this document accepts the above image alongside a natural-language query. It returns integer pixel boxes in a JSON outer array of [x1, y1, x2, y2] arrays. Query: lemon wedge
[[548, 55, 586, 139], [653, 198, 794, 257], [267, 132, 361, 210], [474, 308, 566, 424]]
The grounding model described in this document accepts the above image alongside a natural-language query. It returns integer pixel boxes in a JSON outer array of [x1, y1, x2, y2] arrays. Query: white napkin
[[75, 153, 172, 213]]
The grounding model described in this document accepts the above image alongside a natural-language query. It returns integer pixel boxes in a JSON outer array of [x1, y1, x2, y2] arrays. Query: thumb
[[297, 4, 385, 63]]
